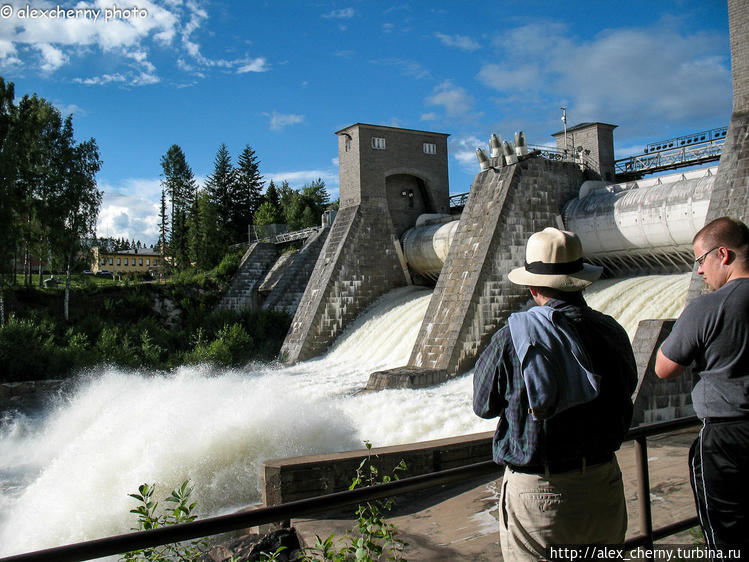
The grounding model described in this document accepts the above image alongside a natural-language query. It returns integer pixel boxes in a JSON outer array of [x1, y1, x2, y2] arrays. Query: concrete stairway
[[217, 242, 279, 312]]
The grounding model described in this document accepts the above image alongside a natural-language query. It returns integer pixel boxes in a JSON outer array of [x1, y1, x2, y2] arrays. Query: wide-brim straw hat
[[507, 227, 602, 291]]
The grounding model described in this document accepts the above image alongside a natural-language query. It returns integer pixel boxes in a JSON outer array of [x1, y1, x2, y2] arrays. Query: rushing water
[[0, 274, 691, 556]]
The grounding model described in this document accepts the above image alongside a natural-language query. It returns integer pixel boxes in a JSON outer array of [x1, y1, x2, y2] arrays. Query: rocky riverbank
[[0, 379, 65, 413]]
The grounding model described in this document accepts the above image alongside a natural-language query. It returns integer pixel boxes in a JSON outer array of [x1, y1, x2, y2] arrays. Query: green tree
[[0, 78, 16, 325], [52, 127, 103, 321], [231, 144, 264, 243], [157, 188, 168, 265], [11, 94, 64, 287], [254, 200, 282, 227], [278, 178, 331, 229], [204, 143, 234, 248], [160, 145, 196, 271]]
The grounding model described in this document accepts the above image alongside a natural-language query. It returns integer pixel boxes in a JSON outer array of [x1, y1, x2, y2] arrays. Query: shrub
[[121, 481, 207, 561], [0, 315, 56, 381], [188, 323, 253, 366], [214, 251, 242, 284]]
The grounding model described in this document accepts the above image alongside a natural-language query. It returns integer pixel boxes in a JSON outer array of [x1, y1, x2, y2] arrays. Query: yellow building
[[92, 247, 161, 276]]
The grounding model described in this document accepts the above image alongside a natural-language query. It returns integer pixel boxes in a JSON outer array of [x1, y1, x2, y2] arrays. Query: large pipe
[[563, 167, 716, 259], [401, 168, 716, 281], [401, 218, 460, 279]]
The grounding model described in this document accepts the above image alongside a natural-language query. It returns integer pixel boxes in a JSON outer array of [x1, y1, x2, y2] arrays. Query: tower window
[[371, 137, 386, 150], [423, 143, 437, 155]]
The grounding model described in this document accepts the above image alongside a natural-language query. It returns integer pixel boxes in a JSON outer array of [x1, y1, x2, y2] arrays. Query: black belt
[[507, 452, 614, 475], [704, 415, 749, 424]]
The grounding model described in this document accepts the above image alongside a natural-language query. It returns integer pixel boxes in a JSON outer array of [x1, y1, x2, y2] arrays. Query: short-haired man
[[474, 227, 637, 560], [655, 216, 749, 554]]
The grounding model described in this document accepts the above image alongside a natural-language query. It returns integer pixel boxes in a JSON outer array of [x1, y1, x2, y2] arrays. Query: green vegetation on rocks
[[0, 266, 291, 382]]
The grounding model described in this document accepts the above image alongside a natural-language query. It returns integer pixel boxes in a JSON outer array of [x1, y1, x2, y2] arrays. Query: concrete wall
[[262, 228, 330, 316], [262, 432, 494, 507], [687, 0, 749, 301], [553, 123, 617, 182], [336, 123, 449, 215], [630, 320, 696, 426], [279, 205, 407, 363], [217, 243, 279, 312]]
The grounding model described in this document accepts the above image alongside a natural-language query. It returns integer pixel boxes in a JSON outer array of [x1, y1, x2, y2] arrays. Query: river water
[[0, 273, 690, 556]]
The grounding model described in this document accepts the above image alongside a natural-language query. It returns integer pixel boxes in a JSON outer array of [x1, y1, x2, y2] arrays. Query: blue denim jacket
[[473, 294, 637, 467], [508, 306, 601, 420]]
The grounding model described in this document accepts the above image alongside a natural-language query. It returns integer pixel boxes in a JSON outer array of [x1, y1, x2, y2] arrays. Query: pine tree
[[158, 188, 169, 262], [160, 145, 196, 270], [232, 145, 264, 243], [204, 143, 234, 247]]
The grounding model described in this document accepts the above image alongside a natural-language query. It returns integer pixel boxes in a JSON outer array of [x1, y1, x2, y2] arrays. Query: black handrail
[[0, 417, 701, 562]]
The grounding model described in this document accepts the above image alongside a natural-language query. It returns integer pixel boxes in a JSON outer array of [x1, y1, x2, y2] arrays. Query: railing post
[[635, 435, 654, 560]]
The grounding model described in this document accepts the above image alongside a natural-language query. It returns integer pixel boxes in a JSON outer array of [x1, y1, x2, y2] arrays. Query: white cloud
[[237, 57, 269, 73], [435, 32, 480, 52], [265, 111, 305, 131], [478, 21, 731, 135], [425, 80, 474, 117], [1, 0, 269, 84], [420, 112, 438, 121], [450, 135, 484, 173], [322, 8, 354, 19], [371, 58, 431, 80], [35, 43, 69, 71], [266, 169, 340, 201], [74, 73, 128, 86], [97, 177, 163, 243], [477, 64, 541, 92], [54, 102, 86, 116], [0, 39, 21, 66]]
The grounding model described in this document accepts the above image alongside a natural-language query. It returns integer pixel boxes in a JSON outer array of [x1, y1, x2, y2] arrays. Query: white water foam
[[585, 273, 691, 340], [0, 275, 690, 555]]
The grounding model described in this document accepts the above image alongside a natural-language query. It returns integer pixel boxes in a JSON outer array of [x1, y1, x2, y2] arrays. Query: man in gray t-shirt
[[656, 217, 749, 554]]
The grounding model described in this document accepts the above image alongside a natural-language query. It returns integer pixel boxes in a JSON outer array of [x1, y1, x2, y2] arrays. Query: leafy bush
[[214, 251, 242, 284], [0, 315, 54, 381], [188, 323, 253, 366], [121, 481, 207, 561]]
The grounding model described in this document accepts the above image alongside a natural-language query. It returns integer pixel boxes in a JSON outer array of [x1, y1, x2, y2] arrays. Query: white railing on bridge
[[272, 226, 321, 244], [615, 131, 726, 177]]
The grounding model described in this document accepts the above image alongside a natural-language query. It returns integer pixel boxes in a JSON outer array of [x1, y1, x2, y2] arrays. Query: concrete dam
[[222, 0, 749, 405], [225, 122, 722, 391]]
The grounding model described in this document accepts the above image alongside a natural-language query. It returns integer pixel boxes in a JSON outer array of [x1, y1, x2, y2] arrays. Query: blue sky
[[0, 0, 732, 245]]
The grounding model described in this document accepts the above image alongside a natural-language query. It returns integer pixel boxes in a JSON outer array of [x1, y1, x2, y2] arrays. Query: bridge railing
[[527, 144, 598, 170], [614, 136, 726, 177], [0, 416, 701, 562]]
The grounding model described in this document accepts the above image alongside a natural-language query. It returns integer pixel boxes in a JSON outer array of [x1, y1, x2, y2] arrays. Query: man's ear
[[719, 247, 731, 265], [529, 286, 539, 297]]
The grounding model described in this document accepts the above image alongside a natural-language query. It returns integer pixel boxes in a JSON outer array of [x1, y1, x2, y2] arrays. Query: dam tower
[[280, 124, 450, 363]]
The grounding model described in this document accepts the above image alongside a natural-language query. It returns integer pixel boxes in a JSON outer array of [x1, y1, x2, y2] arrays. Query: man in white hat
[[473, 227, 637, 560]]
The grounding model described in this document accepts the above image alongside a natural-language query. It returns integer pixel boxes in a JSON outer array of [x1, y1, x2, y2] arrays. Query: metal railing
[[614, 132, 726, 180], [449, 192, 470, 208], [0, 417, 701, 562], [527, 144, 598, 171]]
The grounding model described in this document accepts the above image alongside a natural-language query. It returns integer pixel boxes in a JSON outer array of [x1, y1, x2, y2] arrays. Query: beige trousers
[[498, 457, 627, 561]]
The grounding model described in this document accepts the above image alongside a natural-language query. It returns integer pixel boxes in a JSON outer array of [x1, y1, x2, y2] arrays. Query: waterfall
[[0, 274, 691, 556]]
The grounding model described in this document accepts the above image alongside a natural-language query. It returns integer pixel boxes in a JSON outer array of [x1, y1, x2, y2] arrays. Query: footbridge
[[614, 126, 727, 181]]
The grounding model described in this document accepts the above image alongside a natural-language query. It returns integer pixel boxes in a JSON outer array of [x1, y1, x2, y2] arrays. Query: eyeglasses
[[695, 246, 720, 266]]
